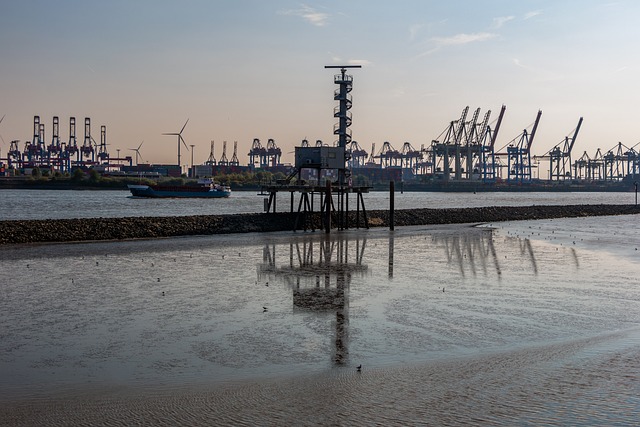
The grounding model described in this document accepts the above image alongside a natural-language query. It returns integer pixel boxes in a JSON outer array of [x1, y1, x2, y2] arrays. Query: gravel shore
[[1, 204, 638, 245]]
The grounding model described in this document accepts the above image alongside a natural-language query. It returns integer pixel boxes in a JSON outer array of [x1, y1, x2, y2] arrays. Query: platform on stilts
[[260, 183, 370, 233]]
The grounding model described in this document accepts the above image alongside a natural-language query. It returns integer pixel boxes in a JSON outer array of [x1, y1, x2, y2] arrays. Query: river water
[[0, 189, 636, 220], [1, 190, 640, 425]]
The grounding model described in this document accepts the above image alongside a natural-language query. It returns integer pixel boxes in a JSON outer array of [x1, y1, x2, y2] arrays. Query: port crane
[[541, 117, 583, 180], [495, 110, 542, 183], [480, 104, 506, 181]]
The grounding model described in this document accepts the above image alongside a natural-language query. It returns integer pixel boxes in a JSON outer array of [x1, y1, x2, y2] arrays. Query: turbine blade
[[179, 118, 189, 135], [180, 135, 189, 150], [138, 141, 144, 150], [162, 132, 179, 136], [0, 114, 5, 124]]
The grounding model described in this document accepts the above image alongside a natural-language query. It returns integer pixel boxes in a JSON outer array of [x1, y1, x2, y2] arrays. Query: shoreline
[[1, 204, 639, 245], [2, 327, 639, 426]]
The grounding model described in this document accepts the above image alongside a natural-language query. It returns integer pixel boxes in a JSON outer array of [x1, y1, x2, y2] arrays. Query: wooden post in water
[[390, 180, 395, 231], [325, 181, 332, 234]]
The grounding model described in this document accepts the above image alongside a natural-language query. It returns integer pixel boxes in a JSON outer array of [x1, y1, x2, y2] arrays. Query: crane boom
[[453, 106, 469, 145], [567, 117, 583, 153], [527, 110, 543, 152], [489, 105, 506, 148]]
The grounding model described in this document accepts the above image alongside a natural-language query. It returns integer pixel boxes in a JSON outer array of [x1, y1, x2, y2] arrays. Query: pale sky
[[1, 1, 639, 167]]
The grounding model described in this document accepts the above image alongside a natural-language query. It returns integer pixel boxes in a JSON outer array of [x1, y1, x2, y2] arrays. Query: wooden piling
[[390, 180, 395, 231], [325, 181, 332, 233]]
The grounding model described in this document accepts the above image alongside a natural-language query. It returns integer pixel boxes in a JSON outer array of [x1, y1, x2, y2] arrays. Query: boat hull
[[128, 184, 231, 198]]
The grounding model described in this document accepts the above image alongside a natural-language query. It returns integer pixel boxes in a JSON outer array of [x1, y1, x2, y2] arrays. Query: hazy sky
[[1, 1, 639, 167]]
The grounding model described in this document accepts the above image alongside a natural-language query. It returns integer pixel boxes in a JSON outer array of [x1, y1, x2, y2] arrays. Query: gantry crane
[[495, 110, 542, 183], [546, 117, 583, 180]]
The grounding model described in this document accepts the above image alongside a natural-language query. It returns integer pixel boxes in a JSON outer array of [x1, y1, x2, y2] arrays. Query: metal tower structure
[[501, 110, 542, 183], [48, 116, 61, 164], [67, 117, 79, 168], [24, 115, 42, 165], [81, 117, 94, 163], [248, 138, 267, 168], [325, 64, 361, 185], [266, 138, 281, 167], [97, 125, 109, 163], [347, 140, 368, 169], [205, 140, 217, 165], [230, 141, 240, 166], [481, 105, 506, 182], [547, 117, 583, 180], [218, 141, 229, 166]]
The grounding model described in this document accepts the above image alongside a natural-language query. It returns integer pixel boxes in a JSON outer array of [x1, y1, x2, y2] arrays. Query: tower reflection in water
[[258, 235, 368, 365], [256, 226, 546, 366]]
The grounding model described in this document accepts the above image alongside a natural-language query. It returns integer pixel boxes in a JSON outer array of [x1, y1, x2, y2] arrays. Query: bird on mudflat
[[356, 364, 362, 372]]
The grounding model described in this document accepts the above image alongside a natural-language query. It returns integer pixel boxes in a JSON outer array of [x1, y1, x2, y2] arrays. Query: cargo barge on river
[[128, 179, 231, 198]]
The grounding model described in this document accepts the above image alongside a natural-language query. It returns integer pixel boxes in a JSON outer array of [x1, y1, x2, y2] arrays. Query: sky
[[1, 0, 640, 170]]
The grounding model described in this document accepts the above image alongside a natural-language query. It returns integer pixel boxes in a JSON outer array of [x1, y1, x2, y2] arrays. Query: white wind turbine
[[163, 119, 190, 168], [129, 141, 144, 165]]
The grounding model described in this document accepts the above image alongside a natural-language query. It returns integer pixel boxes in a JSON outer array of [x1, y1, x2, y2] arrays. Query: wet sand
[[2, 219, 640, 425], [3, 329, 640, 426]]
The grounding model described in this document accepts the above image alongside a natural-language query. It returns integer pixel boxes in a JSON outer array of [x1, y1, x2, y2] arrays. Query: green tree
[[88, 169, 100, 183], [71, 168, 86, 182]]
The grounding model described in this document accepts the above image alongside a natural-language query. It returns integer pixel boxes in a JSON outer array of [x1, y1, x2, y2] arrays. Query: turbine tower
[[129, 141, 144, 165], [163, 119, 190, 168]]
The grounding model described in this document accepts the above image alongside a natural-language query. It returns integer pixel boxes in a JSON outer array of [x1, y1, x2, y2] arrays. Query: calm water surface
[[0, 189, 636, 219], [2, 213, 640, 425]]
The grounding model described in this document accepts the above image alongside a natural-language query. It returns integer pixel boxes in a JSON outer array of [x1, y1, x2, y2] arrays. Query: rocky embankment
[[1, 204, 638, 245]]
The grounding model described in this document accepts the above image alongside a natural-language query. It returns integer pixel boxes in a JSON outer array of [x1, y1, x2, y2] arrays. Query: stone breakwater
[[1, 204, 639, 245]]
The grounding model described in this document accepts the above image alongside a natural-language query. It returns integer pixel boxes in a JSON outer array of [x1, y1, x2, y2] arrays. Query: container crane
[[547, 117, 583, 180], [480, 104, 506, 181], [497, 109, 542, 183], [205, 140, 217, 166]]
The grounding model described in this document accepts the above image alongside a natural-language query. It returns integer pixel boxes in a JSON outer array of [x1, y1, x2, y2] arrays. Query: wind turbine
[[163, 119, 190, 168], [129, 141, 144, 165]]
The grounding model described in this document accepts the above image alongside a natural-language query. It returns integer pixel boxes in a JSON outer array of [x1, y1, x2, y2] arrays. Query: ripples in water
[[2, 216, 640, 425]]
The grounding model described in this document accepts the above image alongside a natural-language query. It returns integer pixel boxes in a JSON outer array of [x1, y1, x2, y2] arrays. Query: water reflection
[[426, 227, 547, 278], [430, 228, 502, 277], [258, 235, 368, 364]]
